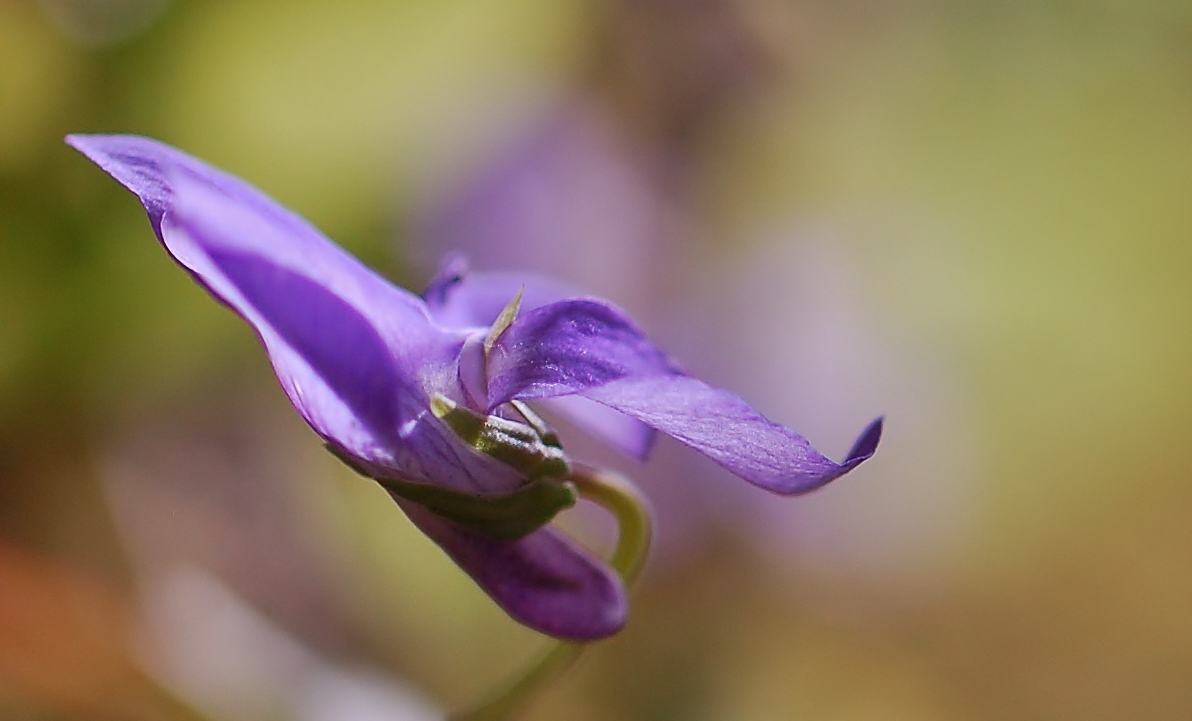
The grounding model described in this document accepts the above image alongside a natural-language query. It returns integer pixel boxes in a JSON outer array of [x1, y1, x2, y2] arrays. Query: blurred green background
[[2, 0, 1191, 719]]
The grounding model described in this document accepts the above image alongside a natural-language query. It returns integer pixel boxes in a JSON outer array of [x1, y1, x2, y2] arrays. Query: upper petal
[[68, 134, 284, 241], [68, 134, 524, 494]]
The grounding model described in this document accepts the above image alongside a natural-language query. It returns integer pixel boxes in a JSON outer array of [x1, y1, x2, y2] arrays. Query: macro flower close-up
[[65, 133, 881, 644], [6, 3, 1192, 720]]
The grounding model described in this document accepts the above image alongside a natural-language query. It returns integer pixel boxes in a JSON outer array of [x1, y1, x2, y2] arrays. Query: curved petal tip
[[845, 416, 884, 465]]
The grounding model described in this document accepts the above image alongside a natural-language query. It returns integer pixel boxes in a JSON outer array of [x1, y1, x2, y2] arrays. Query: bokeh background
[[3, 0, 1191, 719]]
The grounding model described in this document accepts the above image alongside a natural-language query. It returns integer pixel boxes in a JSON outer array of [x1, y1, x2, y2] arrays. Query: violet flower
[[66, 134, 881, 641]]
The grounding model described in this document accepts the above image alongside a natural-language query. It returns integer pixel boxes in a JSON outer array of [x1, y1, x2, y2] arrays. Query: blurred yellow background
[[2, 0, 1191, 719]]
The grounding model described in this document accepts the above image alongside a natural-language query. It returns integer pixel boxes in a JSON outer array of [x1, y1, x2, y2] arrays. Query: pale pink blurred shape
[[416, 99, 676, 314], [137, 566, 440, 721], [691, 227, 984, 585], [98, 397, 442, 718], [99, 399, 363, 656]]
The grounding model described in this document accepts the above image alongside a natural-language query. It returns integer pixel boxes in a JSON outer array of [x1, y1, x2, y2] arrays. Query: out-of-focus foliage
[[2, 0, 1191, 719]]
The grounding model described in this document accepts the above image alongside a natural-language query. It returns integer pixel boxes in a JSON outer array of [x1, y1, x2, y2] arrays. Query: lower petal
[[395, 499, 628, 641]]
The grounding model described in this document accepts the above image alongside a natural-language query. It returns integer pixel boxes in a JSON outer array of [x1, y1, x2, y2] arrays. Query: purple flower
[[66, 134, 882, 640]]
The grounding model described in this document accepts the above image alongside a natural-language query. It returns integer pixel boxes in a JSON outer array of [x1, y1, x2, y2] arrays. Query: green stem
[[449, 641, 584, 721], [567, 463, 652, 585], [450, 464, 652, 721]]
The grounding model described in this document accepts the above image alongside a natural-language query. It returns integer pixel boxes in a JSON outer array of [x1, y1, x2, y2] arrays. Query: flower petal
[[68, 134, 523, 495], [485, 298, 881, 493], [67, 134, 279, 241], [396, 500, 627, 640], [486, 298, 682, 407], [427, 268, 658, 459], [584, 376, 883, 495]]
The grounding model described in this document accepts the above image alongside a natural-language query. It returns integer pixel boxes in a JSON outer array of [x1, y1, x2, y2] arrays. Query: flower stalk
[[567, 463, 651, 585]]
